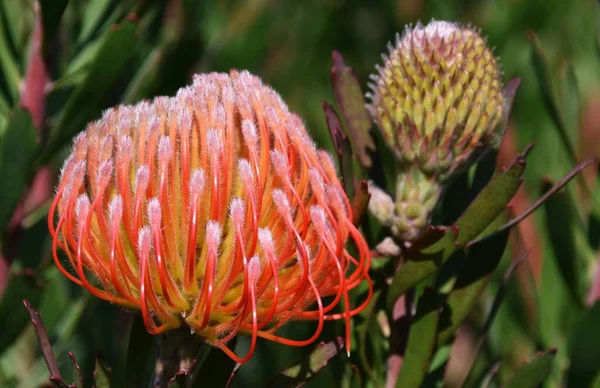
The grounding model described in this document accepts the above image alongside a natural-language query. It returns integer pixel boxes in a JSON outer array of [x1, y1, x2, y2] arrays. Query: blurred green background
[[0, 0, 600, 387]]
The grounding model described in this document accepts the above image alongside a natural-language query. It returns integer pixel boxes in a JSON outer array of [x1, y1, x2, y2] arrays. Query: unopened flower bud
[[367, 20, 507, 241]]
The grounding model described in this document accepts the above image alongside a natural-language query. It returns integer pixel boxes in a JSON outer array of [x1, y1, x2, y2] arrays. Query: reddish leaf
[[331, 51, 375, 168], [21, 4, 49, 131], [352, 179, 370, 226], [322, 101, 355, 197], [578, 93, 600, 210], [500, 78, 521, 132]]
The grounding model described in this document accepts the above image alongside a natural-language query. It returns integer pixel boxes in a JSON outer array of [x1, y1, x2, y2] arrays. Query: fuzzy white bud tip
[[147, 198, 162, 230], [118, 135, 133, 158], [273, 189, 291, 216], [137, 227, 152, 256], [309, 205, 328, 234], [97, 159, 114, 186], [135, 165, 150, 192], [213, 103, 226, 129], [241, 120, 258, 143], [189, 168, 206, 194], [178, 109, 193, 134], [206, 221, 222, 251], [157, 136, 172, 161], [248, 254, 261, 286], [229, 197, 246, 226], [270, 150, 289, 179], [238, 159, 255, 187], [258, 228, 274, 253], [108, 195, 123, 225], [148, 116, 161, 134], [206, 129, 223, 154], [75, 194, 91, 221], [308, 169, 325, 198]]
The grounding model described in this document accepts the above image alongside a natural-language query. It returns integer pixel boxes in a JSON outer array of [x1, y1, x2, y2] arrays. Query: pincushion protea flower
[[48, 70, 372, 363], [367, 20, 506, 241]]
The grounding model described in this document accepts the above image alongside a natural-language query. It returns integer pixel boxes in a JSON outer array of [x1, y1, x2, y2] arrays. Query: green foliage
[[0, 0, 599, 387], [567, 302, 600, 387], [0, 109, 38, 229], [0, 263, 42, 351], [330, 51, 375, 170], [438, 229, 510, 344], [42, 18, 138, 163], [268, 338, 345, 387], [395, 289, 440, 388], [503, 350, 558, 388]]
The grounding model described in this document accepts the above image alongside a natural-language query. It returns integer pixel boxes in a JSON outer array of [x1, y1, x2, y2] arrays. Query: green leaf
[[0, 89, 9, 116], [331, 51, 375, 169], [503, 349, 557, 388], [61, 38, 102, 79], [43, 19, 138, 163], [557, 61, 580, 138], [567, 301, 600, 387], [0, 0, 29, 51], [94, 354, 112, 388], [267, 337, 345, 387], [0, 262, 42, 351], [0, 4, 21, 102], [460, 254, 527, 387], [124, 1, 203, 102], [357, 291, 384, 386], [438, 229, 510, 344], [544, 183, 587, 306], [396, 288, 440, 388], [121, 45, 166, 103], [125, 314, 155, 388], [77, 0, 117, 44], [528, 32, 578, 165], [528, 33, 600, 217], [451, 152, 526, 248], [0, 108, 38, 230], [469, 150, 498, 204], [39, 0, 68, 54], [192, 340, 235, 387], [386, 148, 528, 309]]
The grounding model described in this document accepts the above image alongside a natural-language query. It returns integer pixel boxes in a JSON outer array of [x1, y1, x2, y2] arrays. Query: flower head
[[49, 71, 372, 363], [366, 21, 507, 241]]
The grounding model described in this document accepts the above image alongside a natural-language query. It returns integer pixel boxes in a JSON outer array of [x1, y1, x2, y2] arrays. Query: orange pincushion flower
[[48, 70, 372, 363]]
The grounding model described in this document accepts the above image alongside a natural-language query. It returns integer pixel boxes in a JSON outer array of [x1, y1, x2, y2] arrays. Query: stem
[[393, 167, 442, 241], [152, 326, 207, 388]]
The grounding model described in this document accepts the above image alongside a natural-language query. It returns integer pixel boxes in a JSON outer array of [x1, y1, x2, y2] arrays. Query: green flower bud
[[367, 21, 507, 241]]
